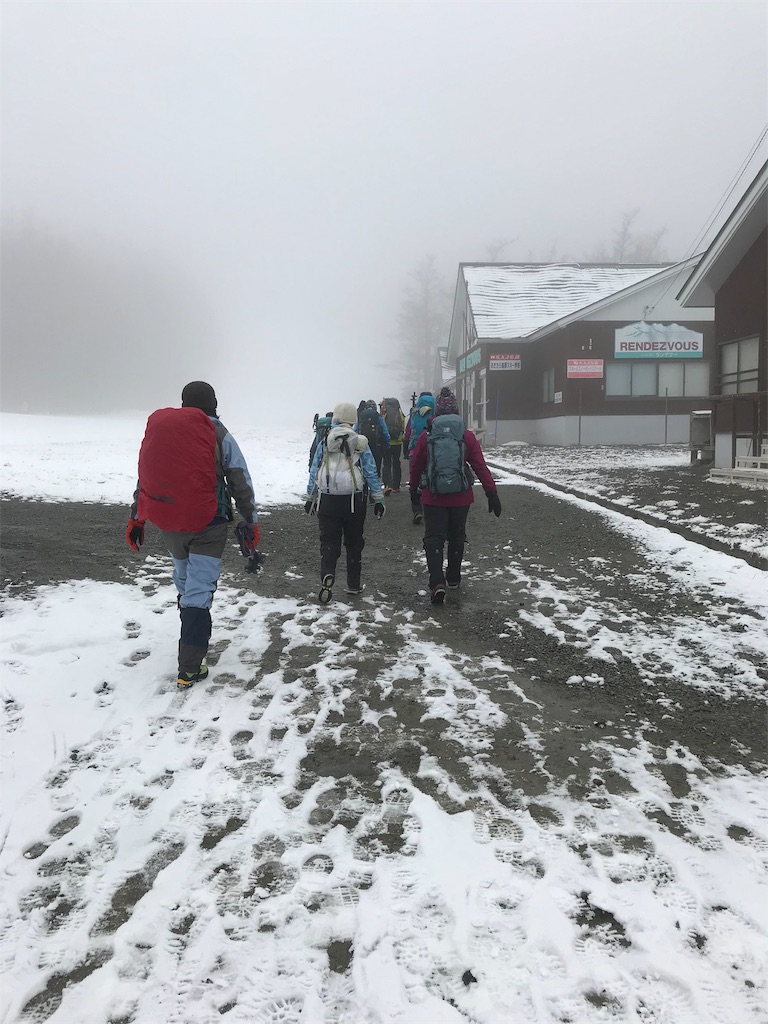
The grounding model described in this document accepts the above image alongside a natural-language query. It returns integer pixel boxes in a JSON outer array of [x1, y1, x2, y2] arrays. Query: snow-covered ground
[[1, 413, 767, 1024]]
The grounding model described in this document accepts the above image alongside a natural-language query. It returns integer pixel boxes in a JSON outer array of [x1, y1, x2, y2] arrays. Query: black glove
[[245, 550, 266, 575], [304, 500, 315, 515], [486, 491, 502, 517], [374, 501, 386, 519], [235, 520, 260, 555]]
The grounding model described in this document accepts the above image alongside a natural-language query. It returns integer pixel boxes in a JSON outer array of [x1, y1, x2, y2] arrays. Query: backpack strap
[[340, 435, 362, 491]]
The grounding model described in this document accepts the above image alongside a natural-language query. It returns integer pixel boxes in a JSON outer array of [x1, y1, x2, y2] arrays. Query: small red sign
[[567, 359, 604, 378]]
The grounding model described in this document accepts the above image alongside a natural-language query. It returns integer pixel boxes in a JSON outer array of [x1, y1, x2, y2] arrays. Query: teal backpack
[[423, 414, 474, 494], [407, 395, 435, 453]]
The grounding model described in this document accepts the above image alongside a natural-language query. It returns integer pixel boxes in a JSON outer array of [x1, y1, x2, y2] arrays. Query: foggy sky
[[2, 1, 766, 426]]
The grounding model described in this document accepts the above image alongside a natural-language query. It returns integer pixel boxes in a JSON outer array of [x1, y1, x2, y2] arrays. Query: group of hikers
[[309, 397, 407, 497], [126, 382, 501, 690]]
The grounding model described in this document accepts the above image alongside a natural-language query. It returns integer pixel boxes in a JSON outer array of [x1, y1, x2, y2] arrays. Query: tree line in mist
[[1, 218, 214, 415], [1, 210, 667, 415]]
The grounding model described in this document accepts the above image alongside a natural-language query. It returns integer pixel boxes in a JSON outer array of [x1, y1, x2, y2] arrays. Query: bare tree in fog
[[484, 238, 517, 261], [395, 255, 453, 395], [1, 218, 216, 414], [591, 209, 668, 263]]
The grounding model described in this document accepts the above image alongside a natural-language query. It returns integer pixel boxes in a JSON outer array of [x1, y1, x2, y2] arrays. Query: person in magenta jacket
[[408, 387, 501, 604]]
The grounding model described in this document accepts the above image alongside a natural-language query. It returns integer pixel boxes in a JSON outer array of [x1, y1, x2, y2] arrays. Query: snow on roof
[[463, 263, 667, 339]]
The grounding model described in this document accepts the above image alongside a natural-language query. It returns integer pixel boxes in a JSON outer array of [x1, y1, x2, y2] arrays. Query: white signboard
[[489, 353, 521, 371], [554, 391, 563, 404], [615, 322, 704, 359], [567, 359, 604, 378]]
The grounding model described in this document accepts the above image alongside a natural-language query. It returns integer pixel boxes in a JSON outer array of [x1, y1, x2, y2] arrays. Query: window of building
[[658, 362, 684, 396], [719, 337, 759, 394], [543, 368, 555, 403], [606, 361, 710, 397], [606, 363, 631, 395], [633, 363, 657, 395], [683, 362, 710, 396]]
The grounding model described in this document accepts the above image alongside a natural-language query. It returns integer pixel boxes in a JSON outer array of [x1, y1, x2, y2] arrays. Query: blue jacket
[[306, 437, 384, 500]]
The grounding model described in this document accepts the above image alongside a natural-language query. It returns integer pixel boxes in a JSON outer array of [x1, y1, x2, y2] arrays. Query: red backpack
[[137, 407, 218, 532]]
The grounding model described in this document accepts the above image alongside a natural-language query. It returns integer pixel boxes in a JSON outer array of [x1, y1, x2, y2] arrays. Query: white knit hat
[[333, 402, 357, 426]]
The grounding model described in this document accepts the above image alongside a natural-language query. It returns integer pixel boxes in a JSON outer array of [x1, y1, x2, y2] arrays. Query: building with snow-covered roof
[[677, 159, 767, 471], [447, 260, 715, 445]]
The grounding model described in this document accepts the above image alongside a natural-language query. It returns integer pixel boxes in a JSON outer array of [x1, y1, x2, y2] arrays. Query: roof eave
[[678, 161, 768, 308]]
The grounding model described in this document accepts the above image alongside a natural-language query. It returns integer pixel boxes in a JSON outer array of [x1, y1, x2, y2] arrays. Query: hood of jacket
[[326, 425, 369, 454]]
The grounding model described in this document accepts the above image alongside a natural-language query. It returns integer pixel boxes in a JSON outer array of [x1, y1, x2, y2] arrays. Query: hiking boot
[[446, 578, 460, 589], [413, 512, 423, 525], [319, 574, 335, 604], [177, 664, 209, 690], [430, 583, 446, 605], [345, 583, 366, 594], [383, 486, 393, 497]]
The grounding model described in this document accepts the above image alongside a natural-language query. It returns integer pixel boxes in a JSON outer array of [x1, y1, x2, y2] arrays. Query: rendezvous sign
[[458, 347, 482, 373], [615, 322, 704, 359], [489, 353, 521, 371], [567, 359, 604, 378]]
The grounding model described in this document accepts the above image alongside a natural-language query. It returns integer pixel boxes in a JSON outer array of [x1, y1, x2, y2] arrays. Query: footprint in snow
[[195, 725, 221, 751], [230, 729, 254, 760], [3, 695, 24, 733], [23, 813, 81, 860]]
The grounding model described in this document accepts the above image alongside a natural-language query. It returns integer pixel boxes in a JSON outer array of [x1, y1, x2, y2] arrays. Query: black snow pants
[[421, 504, 470, 588], [317, 492, 367, 589], [382, 443, 402, 490]]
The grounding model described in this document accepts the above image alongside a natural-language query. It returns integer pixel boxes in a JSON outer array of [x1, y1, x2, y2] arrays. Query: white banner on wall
[[489, 353, 521, 370], [615, 322, 703, 359]]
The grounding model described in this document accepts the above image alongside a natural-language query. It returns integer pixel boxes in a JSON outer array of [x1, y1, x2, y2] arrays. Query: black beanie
[[181, 381, 217, 416]]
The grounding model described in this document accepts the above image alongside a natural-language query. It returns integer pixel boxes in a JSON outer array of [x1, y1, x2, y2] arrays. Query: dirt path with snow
[[3, 485, 765, 781], [3, 485, 768, 1022]]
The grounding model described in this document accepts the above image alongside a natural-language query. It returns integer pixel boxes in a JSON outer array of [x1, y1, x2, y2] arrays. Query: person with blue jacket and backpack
[[408, 387, 501, 605], [305, 402, 386, 603], [404, 391, 435, 524]]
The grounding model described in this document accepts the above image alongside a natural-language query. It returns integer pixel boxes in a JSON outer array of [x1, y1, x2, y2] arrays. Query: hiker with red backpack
[[304, 402, 386, 604], [380, 397, 406, 495], [125, 381, 260, 689], [408, 387, 501, 605]]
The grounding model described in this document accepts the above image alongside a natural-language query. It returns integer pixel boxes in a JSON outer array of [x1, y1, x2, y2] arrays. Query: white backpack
[[319, 426, 367, 494]]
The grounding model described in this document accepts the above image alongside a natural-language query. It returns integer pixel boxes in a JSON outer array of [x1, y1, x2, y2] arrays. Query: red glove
[[126, 518, 145, 552]]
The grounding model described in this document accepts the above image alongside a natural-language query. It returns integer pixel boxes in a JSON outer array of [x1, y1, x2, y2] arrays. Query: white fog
[[1, 1, 766, 426]]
